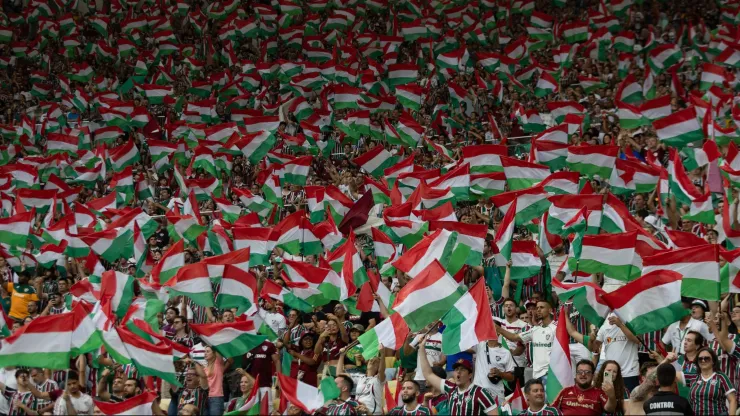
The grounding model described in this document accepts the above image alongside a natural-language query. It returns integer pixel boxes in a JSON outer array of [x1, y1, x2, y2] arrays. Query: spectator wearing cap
[[662, 299, 714, 355], [419, 335, 498, 416], [690, 300, 708, 321]]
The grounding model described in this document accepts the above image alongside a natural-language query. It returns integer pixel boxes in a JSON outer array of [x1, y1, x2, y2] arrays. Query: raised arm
[[418, 335, 444, 390]]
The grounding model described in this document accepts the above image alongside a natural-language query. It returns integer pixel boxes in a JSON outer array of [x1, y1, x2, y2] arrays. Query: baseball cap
[[452, 358, 474, 372], [350, 324, 365, 333], [691, 299, 708, 311]]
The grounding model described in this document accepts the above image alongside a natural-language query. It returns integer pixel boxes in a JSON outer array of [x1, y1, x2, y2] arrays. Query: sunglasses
[[698, 356, 713, 363]]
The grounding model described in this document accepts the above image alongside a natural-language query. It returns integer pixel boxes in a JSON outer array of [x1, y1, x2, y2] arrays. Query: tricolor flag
[[166, 263, 215, 307], [547, 194, 603, 235], [545, 307, 574, 403], [440, 278, 497, 354], [490, 185, 551, 225], [642, 244, 721, 301], [494, 199, 516, 260], [190, 321, 266, 358], [93, 392, 157, 416], [282, 259, 345, 305], [653, 106, 703, 148], [352, 146, 397, 178], [568, 231, 641, 281], [278, 373, 339, 413], [0, 210, 33, 247], [216, 264, 258, 315], [566, 145, 617, 179], [100, 270, 135, 319], [151, 239, 185, 284], [358, 313, 409, 359], [534, 71, 558, 97], [462, 145, 507, 173], [110, 140, 141, 172], [391, 260, 465, 331], [600, 270, 688, 335], [0, 304, 101, 369], [502, 156, 549, 190], [552, 279, 610, 327]]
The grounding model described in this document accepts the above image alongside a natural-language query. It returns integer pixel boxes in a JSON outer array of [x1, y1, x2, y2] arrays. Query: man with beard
[[553, 360, 616, 415], [388, 380, 432, 415]]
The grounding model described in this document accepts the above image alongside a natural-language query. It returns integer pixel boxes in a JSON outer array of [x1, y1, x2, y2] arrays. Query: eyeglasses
[[698, 356, 713, 363], [576, 370, 593, 375]]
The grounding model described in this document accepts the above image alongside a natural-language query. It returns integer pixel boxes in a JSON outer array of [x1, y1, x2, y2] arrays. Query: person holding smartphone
[[594, 360, 628, 415]]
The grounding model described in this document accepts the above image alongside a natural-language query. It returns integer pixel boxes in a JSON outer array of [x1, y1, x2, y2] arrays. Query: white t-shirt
[[53, 393, 94, 415], [352, 374, 382, 415], [497, 318, 528, 367], [518, 321, 557, 379], [260, 310, 287, 338], [662, 318, 715, 355], [596, 319, 640, 378], [415, 333, 444, 381], [0, 368, 18, 415], [473, 342, 515, 405]]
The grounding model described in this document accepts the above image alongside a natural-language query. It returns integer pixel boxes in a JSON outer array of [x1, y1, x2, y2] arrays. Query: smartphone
[[705, 311, 711, 320], [604, 371, 613, 384]]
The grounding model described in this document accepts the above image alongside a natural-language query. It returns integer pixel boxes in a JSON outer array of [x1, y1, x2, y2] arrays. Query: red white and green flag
[[547, 194, 603, 235], [166, 263, 215, 307], [534, 71, 558, 97], [352, 146, 397, 178], [110, 140, 141, 172], [642, 244, 721, 301], [94, 392, 157, 416], [652, 106, 703, 148], [391, 260, 466, 331], [282, 258, 346, 304], [440, 278, 498, 354], [190, 321, 266, 358], [502, 156, 549, 190], [600, 270, 688, 335], [566, 145, 618, 179], [0, 304, 101, 369], [151, 239, 185, 284], [271, 210, 322, 256], [358, 312, 409, 359], [100, 270, 136, 319], [462, 145, 506, 173], [568, 231, 640, 281], [552, 279, 610, 327], [0, 210, 33, 247], [494, 199, 516, 260], [545, 307, 574, 403]]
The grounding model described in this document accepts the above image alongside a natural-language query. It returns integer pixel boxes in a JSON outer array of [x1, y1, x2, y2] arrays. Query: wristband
[[582, 335, 590, 348]]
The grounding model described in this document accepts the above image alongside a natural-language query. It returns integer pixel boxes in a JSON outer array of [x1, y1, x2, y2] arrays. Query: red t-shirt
[[553, 385, 608, 416], [247, 341, 277, 388]]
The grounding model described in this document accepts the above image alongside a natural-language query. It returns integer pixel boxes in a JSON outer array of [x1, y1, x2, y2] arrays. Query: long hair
[[593, 360, 626, 412], [695, 347, 720, 373]]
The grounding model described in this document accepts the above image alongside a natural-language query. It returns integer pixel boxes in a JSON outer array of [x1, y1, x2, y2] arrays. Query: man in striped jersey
[[418, 336, 498, 416], [0, 369, 37, 416], [522, 379, 562, 416], [31, 368, 58, 413]]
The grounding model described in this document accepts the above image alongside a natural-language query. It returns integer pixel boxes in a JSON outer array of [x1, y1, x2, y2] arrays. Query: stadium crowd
[[0, 0, 738, 413]]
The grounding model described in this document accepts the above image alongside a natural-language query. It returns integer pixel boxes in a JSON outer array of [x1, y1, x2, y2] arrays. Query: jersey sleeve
[[718, 372, 736, 396], [475, 387, 498, 413], [2, 386, 14, 402], [518, 328, 534, 344], [661, 326, 673, 346], [440, 379, 455, 394]]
